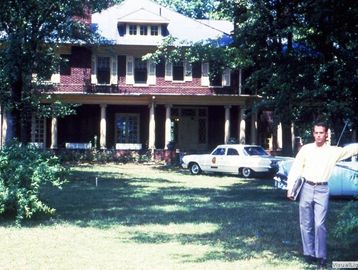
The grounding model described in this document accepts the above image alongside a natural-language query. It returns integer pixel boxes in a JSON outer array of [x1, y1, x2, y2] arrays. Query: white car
[[181, 144, 283, 178]]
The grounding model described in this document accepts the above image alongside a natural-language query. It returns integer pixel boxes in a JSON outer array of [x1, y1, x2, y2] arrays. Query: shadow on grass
[[2, 164, 354, 264]]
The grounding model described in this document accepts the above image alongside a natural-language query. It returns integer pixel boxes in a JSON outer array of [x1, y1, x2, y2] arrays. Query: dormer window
[[129, 24, 137, 35], [118, 22, 168, 37], [150, 25, 159, 36], [140, 25, 148, 35]]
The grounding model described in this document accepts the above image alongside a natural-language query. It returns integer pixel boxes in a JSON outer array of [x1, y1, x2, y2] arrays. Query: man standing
[[287, 122, 358, 268]]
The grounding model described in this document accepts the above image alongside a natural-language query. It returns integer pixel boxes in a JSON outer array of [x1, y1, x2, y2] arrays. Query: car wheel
[[241, 167, 252, 178], [189, 163, 201, 175]]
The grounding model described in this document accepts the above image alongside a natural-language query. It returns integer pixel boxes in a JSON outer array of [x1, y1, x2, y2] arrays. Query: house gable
[[92, 0, 233, 45]]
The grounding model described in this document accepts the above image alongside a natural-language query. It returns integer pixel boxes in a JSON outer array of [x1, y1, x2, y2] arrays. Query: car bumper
[[181, 163, 189, 169]]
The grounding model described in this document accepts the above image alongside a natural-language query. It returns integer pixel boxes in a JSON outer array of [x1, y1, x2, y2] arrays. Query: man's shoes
[[303, 255, 316, 264], [317, 258, 327, 268]]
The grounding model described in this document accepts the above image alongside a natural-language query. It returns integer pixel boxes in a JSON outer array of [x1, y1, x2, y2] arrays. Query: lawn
[[0, 163, 355, 270]]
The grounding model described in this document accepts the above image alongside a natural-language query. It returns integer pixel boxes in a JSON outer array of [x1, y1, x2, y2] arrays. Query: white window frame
[[115, 113, 140, 144], [201, 62, 231, 87], [30, 115, 46, 148], [91, 54, 117, 85], [222, 68, 231, 87], [165, 60, 192, 82], [201, 62, 210, 86], [147, 60, 156, 85], [126, 55, 134, 84]]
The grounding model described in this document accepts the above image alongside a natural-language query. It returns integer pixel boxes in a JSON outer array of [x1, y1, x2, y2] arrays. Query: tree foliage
[[0, 0, 111, 143], [218, 0, 358, 153], [0, 140, 67, 224], [154, 0, 220, 19]]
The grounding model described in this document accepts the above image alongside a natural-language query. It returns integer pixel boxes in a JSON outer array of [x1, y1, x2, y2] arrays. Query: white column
[[165, 105, 172, 149], [148, 101, 156, 150], [239, 106, 246, 144], [224, 106, 231, 144], [0, 106, 2, 147], [277, 123, 283, 149], [50, 117, 58, 149], [2, 111, 12, 146], [238, 69, 242, 95], [250, 111, 257, 145], [100, 104, 107, 149]]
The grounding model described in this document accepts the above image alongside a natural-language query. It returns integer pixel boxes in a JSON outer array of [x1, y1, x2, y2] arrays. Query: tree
[[0, 0, 111, 144], [218, 0, 358, 154], [154, 0, 220, 19]]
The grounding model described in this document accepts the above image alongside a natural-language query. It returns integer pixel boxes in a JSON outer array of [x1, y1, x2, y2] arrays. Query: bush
[[57, 148, 152, 164], [334, 199, 358, 252], [0, 140, 67, 224]]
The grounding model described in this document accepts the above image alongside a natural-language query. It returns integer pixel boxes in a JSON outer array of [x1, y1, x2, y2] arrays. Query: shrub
[[0, 140, 67, 224], [334, 199, 358, 251]]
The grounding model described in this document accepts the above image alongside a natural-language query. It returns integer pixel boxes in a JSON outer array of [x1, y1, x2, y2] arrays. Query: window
[[140, 25, 148, 35], [129, 24, 137, 35], [212, 147, 226, 156], [150, 25, 158, 36], [201, 62, 231, 87], [97, 56, 110, 84], [165, 60, 192, 82], [92, 55, 117, 85], [134, 58, 147, 84], [173, 61, 184, 81], [244, 146, 268, 156], [227, 148, 239, 155], [115, 114, 140, 143], [60, 54, 71, 76], [31, 115, 46, 147]]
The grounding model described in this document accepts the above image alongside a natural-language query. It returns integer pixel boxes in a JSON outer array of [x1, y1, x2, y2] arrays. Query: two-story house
[[3, 0, 264, 156]]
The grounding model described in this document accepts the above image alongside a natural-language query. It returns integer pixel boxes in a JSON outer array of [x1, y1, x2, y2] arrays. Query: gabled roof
[[117, 8, 170, 24], [92, 0, 233, 46]]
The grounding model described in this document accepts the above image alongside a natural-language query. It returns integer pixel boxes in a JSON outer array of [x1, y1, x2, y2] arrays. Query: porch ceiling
[[44, 93, 261, 106]]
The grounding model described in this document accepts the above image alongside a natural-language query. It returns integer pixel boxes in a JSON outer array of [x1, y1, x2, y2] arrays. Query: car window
[[212, 147, 226, 155], [227, 148, 239, 156], [244, 146, 268, 156]]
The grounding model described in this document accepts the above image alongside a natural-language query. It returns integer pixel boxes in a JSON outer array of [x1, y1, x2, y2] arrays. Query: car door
[[218, 147, 241, 174], [207, 147, 227, 173]]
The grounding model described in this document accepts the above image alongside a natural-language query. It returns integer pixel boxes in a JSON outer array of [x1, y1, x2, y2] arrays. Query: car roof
[[216, 144, 262, 148]]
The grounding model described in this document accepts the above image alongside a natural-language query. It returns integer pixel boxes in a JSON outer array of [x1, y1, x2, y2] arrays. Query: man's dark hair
[[313, 121, 329, 132]]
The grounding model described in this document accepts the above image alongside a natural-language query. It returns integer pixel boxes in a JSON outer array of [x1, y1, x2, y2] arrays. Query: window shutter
[[126, 55, 134, 84], [161, 25, 169, 36], [165, 61, 172, 81], [91, 55, 97, 84], [201, 62, 209, 86], [110, 56, 118, 84], [51, 69, 60, 84], [184, 60, 192, 81], [222, 68, 231, 86], [147, 60, 156, 85], [118, 23, 126, 36]]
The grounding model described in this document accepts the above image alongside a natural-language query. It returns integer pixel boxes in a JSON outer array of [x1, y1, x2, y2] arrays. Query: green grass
[[0, 163, 355, 270]]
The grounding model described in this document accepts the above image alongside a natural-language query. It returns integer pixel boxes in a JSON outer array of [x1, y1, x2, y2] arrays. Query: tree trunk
[[281, 122, 293, 156]]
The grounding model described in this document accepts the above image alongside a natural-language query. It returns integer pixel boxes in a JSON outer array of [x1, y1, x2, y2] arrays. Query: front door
[[174, 107, 207, 152], [178, 115, 198, 151]]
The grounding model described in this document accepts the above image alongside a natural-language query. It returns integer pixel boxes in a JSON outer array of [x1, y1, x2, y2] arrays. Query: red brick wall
[[56, 47, 237, 95], [59, 46, 91, 92]]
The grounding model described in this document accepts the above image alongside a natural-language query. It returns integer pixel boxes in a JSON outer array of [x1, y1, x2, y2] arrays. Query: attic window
[[129, 24, 137, 35], [150, 25, 158, 36], [140, 25, 148, 35]]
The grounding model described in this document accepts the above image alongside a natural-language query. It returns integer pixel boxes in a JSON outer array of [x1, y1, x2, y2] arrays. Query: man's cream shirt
[[287, 143, 358, 191]]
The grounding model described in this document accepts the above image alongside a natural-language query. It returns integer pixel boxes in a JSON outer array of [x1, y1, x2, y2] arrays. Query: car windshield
[[244, 146, 269, 156]]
